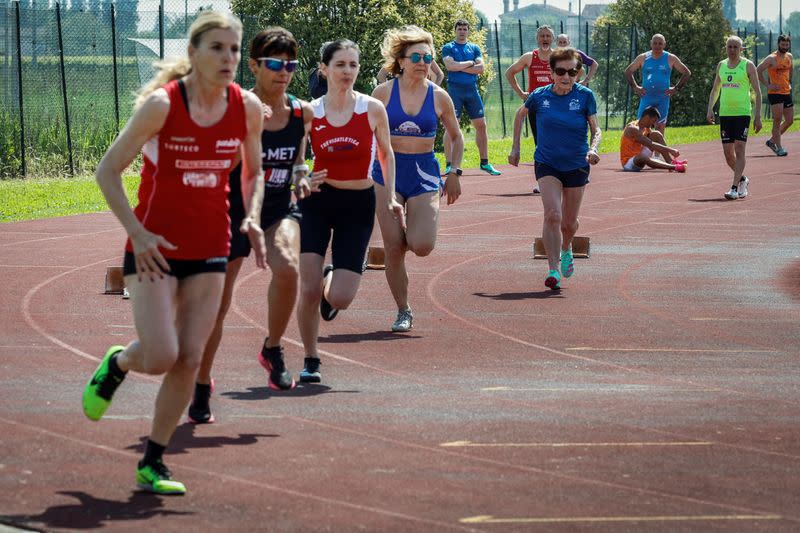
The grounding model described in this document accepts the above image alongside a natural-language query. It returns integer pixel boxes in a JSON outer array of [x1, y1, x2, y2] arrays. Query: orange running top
[[620, 121, 649, 165], [767, 52, 792, 95]]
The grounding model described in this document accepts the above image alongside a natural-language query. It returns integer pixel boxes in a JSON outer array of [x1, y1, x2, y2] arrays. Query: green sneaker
[[479, 162, 501, 176], [560, 249, 574, 278], [136, 460, 186, 495], [82, 345, 126, 421]]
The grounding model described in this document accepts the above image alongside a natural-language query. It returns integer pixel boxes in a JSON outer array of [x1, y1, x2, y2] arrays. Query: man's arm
[[625, 53, 646, 96], [505, 52, 532, 101], [666, 55, 691, 96], [706, 63, 722, 124], [747, 60, 763, 132], [756, 56, 776, 90]]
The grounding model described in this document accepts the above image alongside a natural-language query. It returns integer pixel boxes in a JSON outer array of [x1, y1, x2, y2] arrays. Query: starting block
[[365, 246, 386, 270], [103, 266, 126, 295], [533, 236, 590, 259]]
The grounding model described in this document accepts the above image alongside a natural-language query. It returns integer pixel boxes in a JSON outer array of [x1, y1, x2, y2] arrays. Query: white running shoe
[[391, 308, 413, 332], [737, 176, 749, 198], [724, 187, 739, 200]]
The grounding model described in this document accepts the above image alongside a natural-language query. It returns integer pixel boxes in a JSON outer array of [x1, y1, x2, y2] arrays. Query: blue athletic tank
[[641, 51, 671, 95], [387, 80, 437, 138]]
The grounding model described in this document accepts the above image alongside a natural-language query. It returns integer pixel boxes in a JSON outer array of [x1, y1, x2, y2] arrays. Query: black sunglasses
[[553, 67, 580, 77], [405, 52, 433, 64], [257, 57, 299, 72]]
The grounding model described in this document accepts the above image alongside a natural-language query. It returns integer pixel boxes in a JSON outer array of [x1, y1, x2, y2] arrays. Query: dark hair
[[250, 27, 298, 60], [778, 34, 791, 44], [454, 19, 469, 30], [321, 39, 360, 65], [641, 106, 661, 119], [549, 47, 582, 71]]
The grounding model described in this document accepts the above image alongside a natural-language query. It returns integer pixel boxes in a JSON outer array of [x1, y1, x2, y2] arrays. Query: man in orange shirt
[[620, 106, 686, 172], [757, 35, 793, 156]]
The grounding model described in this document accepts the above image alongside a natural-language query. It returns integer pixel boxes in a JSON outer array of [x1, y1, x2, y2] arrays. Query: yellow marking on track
[[459, 514, 782, 524], [440, 441, 712, 448], [567, 347, 778, 353]]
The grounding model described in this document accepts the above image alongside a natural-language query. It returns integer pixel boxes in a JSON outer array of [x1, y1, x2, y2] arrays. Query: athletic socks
[[143, 439, 166, 466], [108, 354, 126, 379], [480, 158, 488, 166]]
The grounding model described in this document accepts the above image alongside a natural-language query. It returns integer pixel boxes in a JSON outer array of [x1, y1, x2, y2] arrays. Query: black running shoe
[[187, 382, 214, 424], [320, 265, 338, 321], [258, 345, 296, 390], [299, 357, 321, 383]]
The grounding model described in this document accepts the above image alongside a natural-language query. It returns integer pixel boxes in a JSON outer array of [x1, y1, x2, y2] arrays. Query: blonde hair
[[134, 10, 243, 109], [381, 25, 435, 77]]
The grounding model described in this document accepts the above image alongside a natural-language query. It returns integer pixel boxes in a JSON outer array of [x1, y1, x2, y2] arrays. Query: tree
[[785, 11, 800, 38], [591, 0, 731, 126], [722, 0, 736, 22], [231, 0, 491, 101]]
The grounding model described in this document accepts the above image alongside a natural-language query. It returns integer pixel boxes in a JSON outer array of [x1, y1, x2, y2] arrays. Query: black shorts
[[298, 184, 375, 274], [767, 93, 794, 108], [534, 161, 590, 188], [720, 115, 750, 143], [229, 172, 301, 260], [123, 251, 227, 280]]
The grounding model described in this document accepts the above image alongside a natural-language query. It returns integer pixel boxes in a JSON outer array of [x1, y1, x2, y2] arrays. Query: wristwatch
[[448, 168, 463, 176]]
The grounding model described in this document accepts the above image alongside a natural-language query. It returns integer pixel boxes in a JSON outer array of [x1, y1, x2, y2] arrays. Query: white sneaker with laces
[[391, 308, 413, 332], [737, 176, 749, 198], [724, 187, 739, 200]]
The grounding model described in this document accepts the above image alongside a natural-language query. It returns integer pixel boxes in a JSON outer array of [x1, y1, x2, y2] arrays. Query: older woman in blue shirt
[[508, 47, 601, 290]]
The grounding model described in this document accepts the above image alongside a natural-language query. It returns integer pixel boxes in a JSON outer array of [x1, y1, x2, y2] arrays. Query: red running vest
[[527, 49, 552, 92], [310, 92, 376, 181], [126, 80, 247, 259]]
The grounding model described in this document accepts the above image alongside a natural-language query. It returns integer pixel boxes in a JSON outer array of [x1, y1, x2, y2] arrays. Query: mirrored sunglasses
[[405, 52, 433, 64], [257, 57, 299, 72], [553, 67, 580, 77]]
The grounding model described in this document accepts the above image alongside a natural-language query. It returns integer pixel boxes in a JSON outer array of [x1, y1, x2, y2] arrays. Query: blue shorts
[[637, 95, 670, 124], [372, 152, 442, 199], [447, 82, 484, 120]]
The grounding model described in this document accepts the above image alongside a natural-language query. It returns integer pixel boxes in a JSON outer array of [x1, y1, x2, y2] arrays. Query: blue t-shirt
[[525, 84, 598, 171], [442, 41, 482, 86]]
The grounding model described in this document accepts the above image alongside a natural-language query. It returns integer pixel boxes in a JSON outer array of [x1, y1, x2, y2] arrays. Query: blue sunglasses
[[404, 52, 433, 64], [257, 57, 299, 72]]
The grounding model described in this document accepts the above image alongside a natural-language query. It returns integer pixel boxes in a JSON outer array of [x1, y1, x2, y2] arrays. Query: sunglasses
[[553, 67, 580, 77], [404, 52, 433, 64], [257, 57, 299, 72]]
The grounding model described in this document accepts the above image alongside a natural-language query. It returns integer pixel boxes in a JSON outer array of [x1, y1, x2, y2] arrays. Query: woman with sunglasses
[[82, 11, 265, 494], [371, 25, 464, 332], [296, 39, 403, 382], [508, 47, 601, 290], [187, 27, 321, 424]]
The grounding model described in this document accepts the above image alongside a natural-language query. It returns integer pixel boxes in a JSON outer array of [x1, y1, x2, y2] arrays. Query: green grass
[[0, 175, 139, 222], [1, 119, 797, 223]]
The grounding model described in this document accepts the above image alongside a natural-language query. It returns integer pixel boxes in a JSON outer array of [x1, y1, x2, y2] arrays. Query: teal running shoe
[[545, 269, 561, 290], [82, 346, 126, 421], [480, 162, 501, 175], [136, 460, 186, 495], [560, 249, 574, 278]]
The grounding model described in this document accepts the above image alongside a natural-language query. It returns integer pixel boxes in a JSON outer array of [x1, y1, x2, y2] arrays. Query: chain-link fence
[[1, 1, 797, 178]]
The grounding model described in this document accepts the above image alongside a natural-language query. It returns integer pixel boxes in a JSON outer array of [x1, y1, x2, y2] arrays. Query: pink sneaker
[[673, 161, 686, 173]]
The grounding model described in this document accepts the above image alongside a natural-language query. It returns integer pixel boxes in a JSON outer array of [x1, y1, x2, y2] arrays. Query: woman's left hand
[[586, 150, 600, 165], [240, 217, 267, 269], [388, 199, 406, 231]]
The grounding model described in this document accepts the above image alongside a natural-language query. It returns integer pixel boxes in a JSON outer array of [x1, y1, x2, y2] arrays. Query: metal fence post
[[159, 0, 164, 59], [622, 25, 635, 127], [517, 19, 528, 137], [585, 21, 589, 56], [14, 0, 25, 177], [754, 27, 759, 64], [560, 20, 563, 34], [494, 21, 507, 138], [111, 4, 120, 133], [55, 2, 73, 176], [604, 24, 610, 130]]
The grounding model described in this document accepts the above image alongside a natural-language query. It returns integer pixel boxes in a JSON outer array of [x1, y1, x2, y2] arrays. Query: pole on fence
[[560, 20, 563, 34], [158, 0, 164, 60], [622, 25, 634, 127], [604, 24, 610, 130], [585, 21, 589, 56], [494, 21, 507, 138], [14, 1, 26, 177], [518, 19, 528, 137], [55, 2, 73, 176], [754, 27, 759, 65], [111, 4, 120, 133], [578, 0, 582, 49]]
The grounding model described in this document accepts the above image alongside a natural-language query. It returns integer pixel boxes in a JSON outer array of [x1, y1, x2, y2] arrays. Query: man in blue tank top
[[625, 34, 691, 135], [442, 19, 501, 175]]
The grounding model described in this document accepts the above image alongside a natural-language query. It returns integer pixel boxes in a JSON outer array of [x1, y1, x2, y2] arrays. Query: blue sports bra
[[387, 79, 437, 138]]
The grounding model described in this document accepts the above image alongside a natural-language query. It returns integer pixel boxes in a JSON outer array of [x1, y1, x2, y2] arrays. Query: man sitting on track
[[620, 106, 687, 172]]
